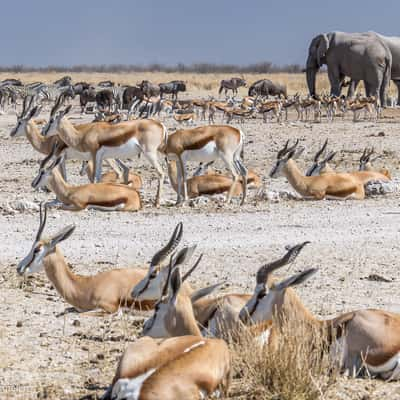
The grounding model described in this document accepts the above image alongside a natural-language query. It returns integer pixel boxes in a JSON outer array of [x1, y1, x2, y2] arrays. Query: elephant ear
[[316, 34, 330, 67]]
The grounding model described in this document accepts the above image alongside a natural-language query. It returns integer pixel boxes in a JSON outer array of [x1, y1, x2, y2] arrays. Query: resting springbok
[[80, 159, 143, 190], [239, 257, 400, 380], [16, 204, 155, 313], [33, 144, 141, 212], [305, 141, 391, 185], [269, 140, 366, 200], [167, 159, 260, 200], [42, 95, 166, 207], [161, 125, 248, 205], [103, 266, 231, 400], [359, 147, 391, 178]]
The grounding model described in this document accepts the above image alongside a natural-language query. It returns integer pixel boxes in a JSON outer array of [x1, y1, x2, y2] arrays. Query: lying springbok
[[269, 140, 366, 200], [33, 145, 141, 212], [167, 160, 260, 200], [103, 265, 230, 400], [162, 125, 248, 205], [42, 95, 166, 207], [305, 141, 391, 185], [239, 260, 400, 380], [359, 147, 391, 178], [80, 159, 142, 190], [16, 204, 155, 313]]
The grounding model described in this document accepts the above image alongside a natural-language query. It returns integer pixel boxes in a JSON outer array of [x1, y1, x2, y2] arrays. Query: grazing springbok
[[167, 160, 260, 200], [42, 95, 166, 207], [269, 140, 366, 200], [103, 266, 230, 400], [16, 204, 154, 313], [33, 145, 141, 212], [305, 141, 391, 185], [161, 125, 248, 205], [80, 159, 142, 190], [239, 258, 400, 380]]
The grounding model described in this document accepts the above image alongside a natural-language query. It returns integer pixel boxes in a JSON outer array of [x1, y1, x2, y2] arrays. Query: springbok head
[[131, 223, 197, 301], [10, 95, 42, 137], [239, 242, 310, 324], [141, 251, 221, 338], [31, 143, 63, 190], [42, 94, 72, 137], [305, 139, 337, 176], [359, 147, 380, 171], [17, 203, 75, 275], [269, 139, 304, 178]]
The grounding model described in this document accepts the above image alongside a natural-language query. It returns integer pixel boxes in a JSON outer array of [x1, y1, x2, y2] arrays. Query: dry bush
[[228, 318, 339, 400]]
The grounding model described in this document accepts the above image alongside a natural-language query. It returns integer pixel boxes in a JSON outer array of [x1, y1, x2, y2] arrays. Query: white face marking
[[181, 140, 218, 163], [101, 137, 141, 159], [131, 267, 169, 301], [17, 245, 47, 275], [112, 368, 156, 400], [141, 302, 170, 338]]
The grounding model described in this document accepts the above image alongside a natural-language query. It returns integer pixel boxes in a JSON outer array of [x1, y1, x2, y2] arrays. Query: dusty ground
[[0, 85, 400, 399]]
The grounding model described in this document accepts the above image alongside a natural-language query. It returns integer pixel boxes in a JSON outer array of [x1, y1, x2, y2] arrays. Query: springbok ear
[[170, 267, 182, 303], [174, 245, 197, 267], [274, 268, 318, 292], [49, 225, 76, 248], [292, 146, 305, 160], [190, 282, 223, 303], [324, 151, 337, 163], [62, 105, 73, 116]]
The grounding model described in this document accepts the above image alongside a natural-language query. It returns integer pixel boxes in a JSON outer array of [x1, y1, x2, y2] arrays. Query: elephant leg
[[328, 68, 341, 97], [347, 80, 359, 98]]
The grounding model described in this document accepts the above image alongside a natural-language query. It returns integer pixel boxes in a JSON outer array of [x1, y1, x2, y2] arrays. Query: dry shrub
[[228, 318, 339, 400]]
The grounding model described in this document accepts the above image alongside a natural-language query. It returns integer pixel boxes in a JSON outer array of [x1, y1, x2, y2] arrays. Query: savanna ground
[[0, 72, 400, 399]]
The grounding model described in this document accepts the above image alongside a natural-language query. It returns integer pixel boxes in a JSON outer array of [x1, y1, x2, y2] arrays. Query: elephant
[[306, 31, 392, 105], [346, 34, 400, 105]]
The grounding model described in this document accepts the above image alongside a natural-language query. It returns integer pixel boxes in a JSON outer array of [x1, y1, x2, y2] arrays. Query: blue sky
[[1, 0, 399, 66]]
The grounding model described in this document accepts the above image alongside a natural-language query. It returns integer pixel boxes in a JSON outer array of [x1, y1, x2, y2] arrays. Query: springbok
[[32, 145, 141, 212], [103, 265, 230, 400], [161, 125, 248, 205], [80, 159, 142, 190], [16, 204, 155, 313], [306, 141, 391, 185], [359, 147, 391, 178], [167, 159, 260, 200], [269, 140, 366, 200], [239, 261, 400, 380], [41, 95, 166, 207]]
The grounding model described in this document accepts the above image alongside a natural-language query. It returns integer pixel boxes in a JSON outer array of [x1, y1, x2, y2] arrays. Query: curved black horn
[[35, 202, 48, 241], [182, 254, 203, 282], [314, 139, 328, 162]]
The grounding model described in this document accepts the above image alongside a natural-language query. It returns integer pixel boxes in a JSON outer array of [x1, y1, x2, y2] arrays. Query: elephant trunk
[[306, 56, 319, 96]]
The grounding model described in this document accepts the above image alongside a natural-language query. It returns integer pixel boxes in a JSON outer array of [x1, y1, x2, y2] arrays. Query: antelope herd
[[5, 74, 399, 399]]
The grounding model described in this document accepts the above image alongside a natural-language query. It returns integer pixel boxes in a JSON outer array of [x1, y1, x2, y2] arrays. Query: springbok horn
[[314, 139, 328, 162], [256, 241, 310, 285], [150, 222, 183, 267], [182, 254, 203, 282], [35, 202, 48, 242]]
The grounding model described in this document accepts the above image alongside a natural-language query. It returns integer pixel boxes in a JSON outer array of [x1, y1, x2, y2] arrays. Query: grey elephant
[[347, 34, 400, 105], [306, 31, 392, 105]]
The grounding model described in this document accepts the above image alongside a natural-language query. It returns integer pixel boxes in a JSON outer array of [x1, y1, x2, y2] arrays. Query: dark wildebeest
[[96, 89, 113, 112], [98, 80, 114, 87], [54, 76, 72, 87], [122, 86, 145, 110], [79, 86, 97, 113], [73, 81, 91, 95], [138, 80, 160, 97], [159, 80, 186, 100], [248, 79, 287, 98], [218, 77, 246, 96]]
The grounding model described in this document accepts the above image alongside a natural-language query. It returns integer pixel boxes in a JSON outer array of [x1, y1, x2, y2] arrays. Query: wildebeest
[[79, 86, 97, 113], [248, 79, 287, 97], [159, 80, 186, 100], [96, 89, 113, 112], [73, 82, 91, 95], [54, 76, 72, 87], [122, 86, 145, 110], [218, 77, 246, 96], [138, 80, 160, 97]]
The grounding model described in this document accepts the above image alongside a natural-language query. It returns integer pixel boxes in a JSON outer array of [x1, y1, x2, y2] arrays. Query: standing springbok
[[239, 260, 400, 380], [16, 204, 155, 313], [103, 264, 230, 400], [161, 125, 248, 205], [42, 95, 166, 207], [32, 145, 141, 212], [269, 140, 366, 200]]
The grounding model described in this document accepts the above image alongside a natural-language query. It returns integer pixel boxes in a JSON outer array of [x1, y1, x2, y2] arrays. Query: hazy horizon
[[1, 0, 399, 67]]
